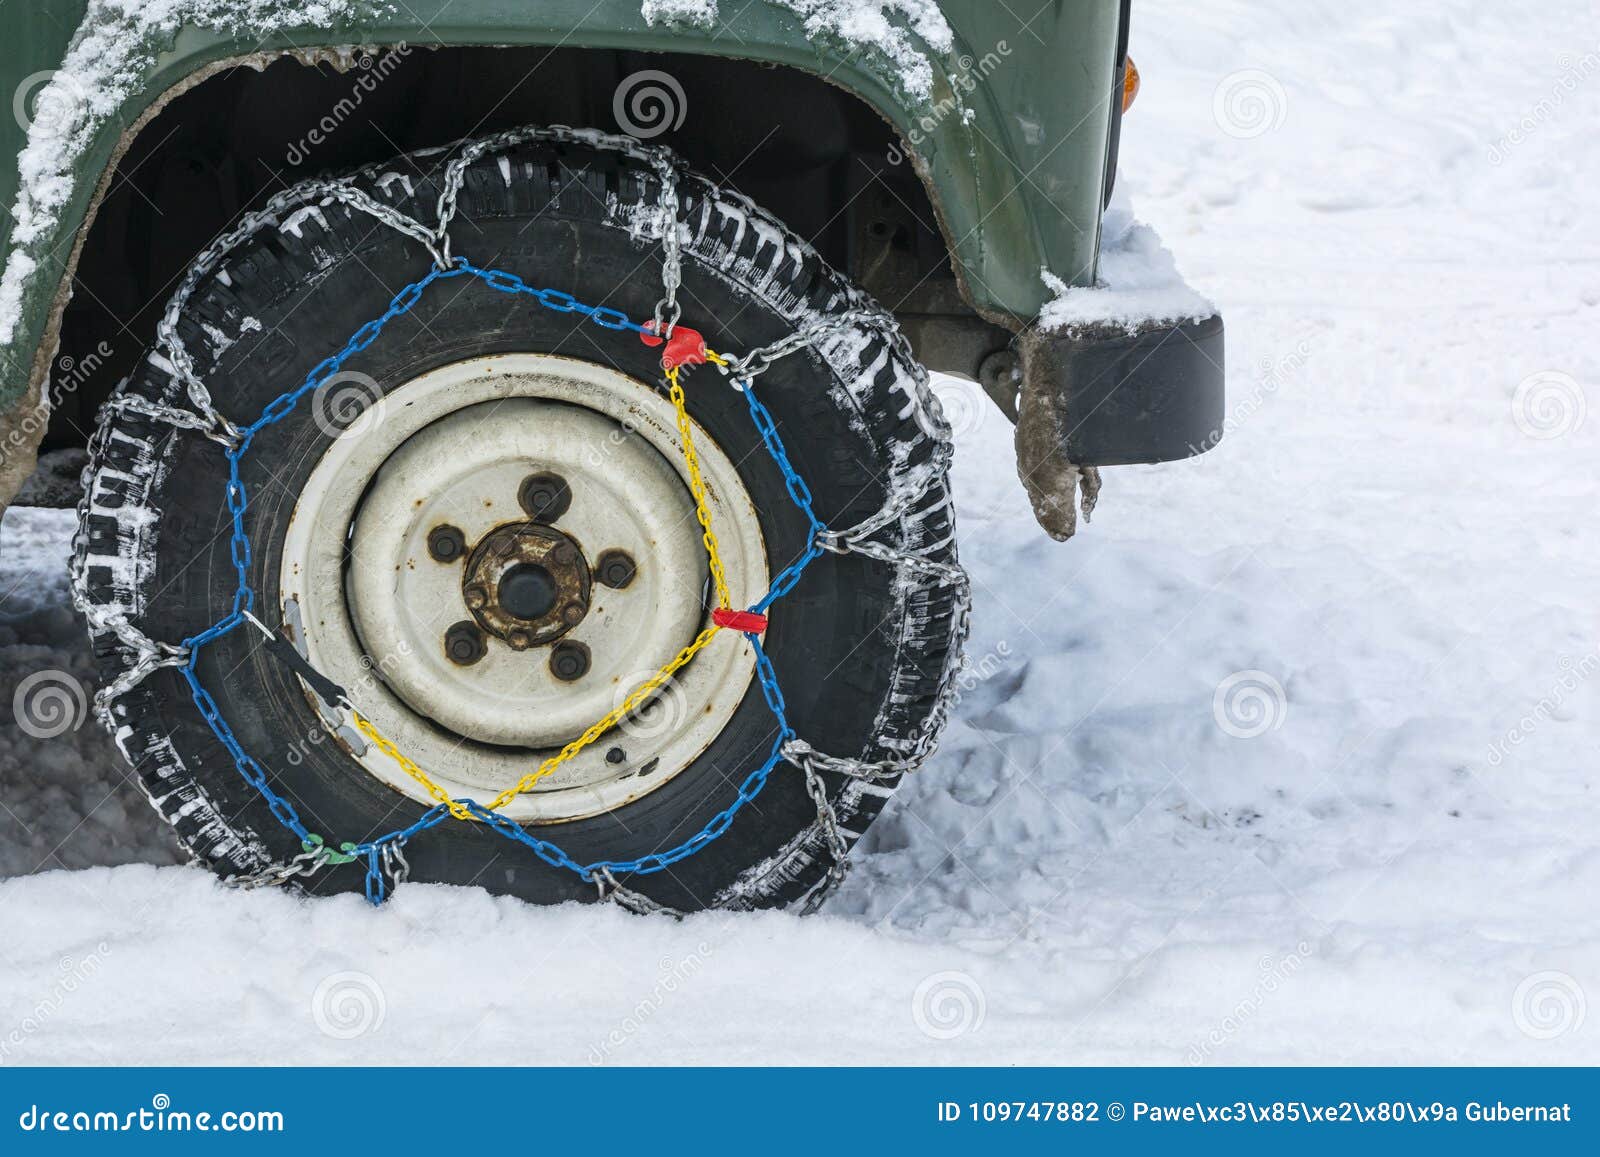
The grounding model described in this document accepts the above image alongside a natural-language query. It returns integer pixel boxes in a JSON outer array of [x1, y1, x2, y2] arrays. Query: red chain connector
[[641, 321, 708, 371], [712, 608, 768, 634]]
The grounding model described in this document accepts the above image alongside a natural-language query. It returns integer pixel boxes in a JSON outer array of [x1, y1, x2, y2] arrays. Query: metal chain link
[[651, 160, 684, 337], [154, 178, 439, 439], [782, 737, 918, 783], [431, 124, 682, 265], [381, 839, 410, 889], [727, 313, 970, 799], [69, 415, 194, 727], [89, 643, 190, 724], [819, 531, 967, 587], [219, 843, 335, 890], [102, 393, 241, 447], [798, 761, 852, 910], [722, 309, 893, 384], [592, 867, 686, 918], [430, 124, 686, 336], [73, 163, 448, 722]]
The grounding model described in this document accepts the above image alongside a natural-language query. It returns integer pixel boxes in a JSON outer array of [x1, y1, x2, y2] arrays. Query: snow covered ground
[[1, 0, 1597, 1064]]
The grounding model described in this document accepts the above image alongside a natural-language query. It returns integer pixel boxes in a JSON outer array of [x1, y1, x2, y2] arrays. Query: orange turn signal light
[[1123, 56, 1140, 112]]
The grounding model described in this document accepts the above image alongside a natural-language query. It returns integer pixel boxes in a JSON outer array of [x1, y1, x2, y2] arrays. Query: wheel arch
[[3, 45, 983, 480], [0, 4, 1122, 495]]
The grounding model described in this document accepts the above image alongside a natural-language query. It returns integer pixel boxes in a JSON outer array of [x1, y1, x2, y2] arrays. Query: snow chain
[[73, 126, 970, 915]]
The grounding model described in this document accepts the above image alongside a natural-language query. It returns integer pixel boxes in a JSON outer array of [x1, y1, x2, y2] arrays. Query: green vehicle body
[[0, 0, 1121, 411], [0, 1, 1226, 538]]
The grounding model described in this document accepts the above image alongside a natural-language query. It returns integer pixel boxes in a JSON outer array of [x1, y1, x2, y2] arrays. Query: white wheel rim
[[279, 354, 768, 824]]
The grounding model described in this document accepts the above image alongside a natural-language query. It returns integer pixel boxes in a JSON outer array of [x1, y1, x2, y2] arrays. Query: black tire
[[73, 132, 965, 912]]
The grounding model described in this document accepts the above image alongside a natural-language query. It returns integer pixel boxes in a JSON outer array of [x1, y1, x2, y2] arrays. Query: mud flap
[[1015, 313, 1225, 540]]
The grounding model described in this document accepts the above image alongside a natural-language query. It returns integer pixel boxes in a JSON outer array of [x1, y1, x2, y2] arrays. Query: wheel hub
[[279, 354, 769, 824], [462, 521, 591, 650]]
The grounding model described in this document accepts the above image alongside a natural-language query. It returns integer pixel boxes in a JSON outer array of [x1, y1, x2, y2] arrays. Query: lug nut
[[596, 549, 637, 589], [549, 640, 591, 682], [444, 621, 487, 666], [427, 524, 467, 563], [605, 747, 627, 765], [518, 472, 572, 522]]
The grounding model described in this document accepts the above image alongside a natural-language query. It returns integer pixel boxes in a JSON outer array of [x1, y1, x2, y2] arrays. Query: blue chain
[[178, 258, 837, 904]]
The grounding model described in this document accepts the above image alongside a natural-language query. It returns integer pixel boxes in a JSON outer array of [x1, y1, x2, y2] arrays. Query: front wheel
[[73, 129, 967, 912]]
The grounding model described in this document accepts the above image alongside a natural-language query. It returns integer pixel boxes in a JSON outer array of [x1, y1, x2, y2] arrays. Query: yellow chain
[[351, 711, 476, 821], [349, 359, 738, 818], [483, 623, 721, 811], [667, 364, 732, 611]]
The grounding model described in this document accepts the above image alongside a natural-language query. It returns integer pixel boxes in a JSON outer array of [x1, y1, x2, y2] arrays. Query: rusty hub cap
[[462, 522, 591, 650]]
